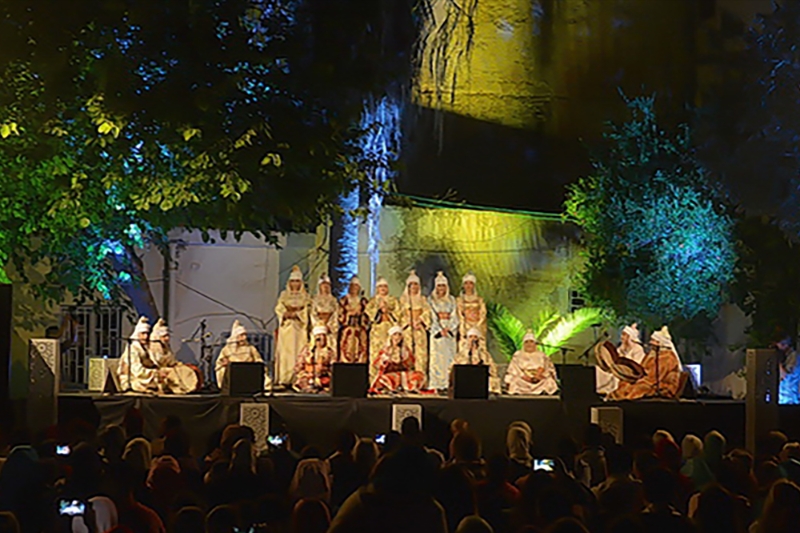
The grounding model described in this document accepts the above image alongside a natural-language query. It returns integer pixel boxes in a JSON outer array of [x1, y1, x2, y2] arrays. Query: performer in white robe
[[118, 316, 159, 393], [215, 319, 271, 390], [365, 277, 399, 383], [399, 270, 431, 384], [596, 323, 647, 395], [612, 326, 683, 401], [310, 274, 339, 345], [505, 330, 559, 395], [274, 265, 310, 386], [293, 326, 335, 394], [456, 273, 487, 352], [338, 276, 369, 364], [428, 271, 459, 392], [150, 319, 200, 394], [452, 328, 500, 394]]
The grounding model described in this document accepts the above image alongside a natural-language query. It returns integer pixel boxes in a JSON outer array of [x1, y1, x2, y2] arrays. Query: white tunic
[[118, 341, 158, 393], [505, 349, 559, 395], [215, 342, 271, 389], [275, 288, 310, 386]]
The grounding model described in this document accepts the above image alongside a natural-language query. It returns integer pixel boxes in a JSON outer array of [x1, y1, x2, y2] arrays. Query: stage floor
[[56, 392, 783, 457]]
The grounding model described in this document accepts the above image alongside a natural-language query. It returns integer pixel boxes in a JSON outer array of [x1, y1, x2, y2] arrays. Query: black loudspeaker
[[332, 363, 368, 398], [746, 349, 780, 453], [226, 362, 264, 397], [450, 365, 489, 399], [0, 285, 10, 401], [558, 365, 598, 405]]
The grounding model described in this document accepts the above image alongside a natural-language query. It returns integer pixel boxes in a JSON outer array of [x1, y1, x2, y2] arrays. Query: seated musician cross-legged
[[504, 329, 559, 395], [370, 326, 426, 394], [150, 318, 202, 394], [293, 326, 335, 393], [451, 328, 501, 394], [611, 326, 683, 401], [215, 319, 272, 390]]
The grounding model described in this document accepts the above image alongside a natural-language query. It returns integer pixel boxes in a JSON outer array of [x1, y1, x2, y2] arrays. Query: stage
[[55, 392, 800, 457]]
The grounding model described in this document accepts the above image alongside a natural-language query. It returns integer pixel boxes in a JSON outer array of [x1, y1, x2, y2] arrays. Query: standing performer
[[310, 274, 339, 345], [452, 328, 500, 394], [612, 326, 682, 400], [365, 277, 399, 383], [596, 323, 646, 395], [399, 270, 431, 383], [505, 330, 559, 395], [215, 319, 271, 390], [338, 276, 369, 363], [456, 273, 487, 351], [118, 316, 159, 393], [275, 265, 310, 386], [370, 326, 426, 394], [428, 271, 459, 392], [293, 326, 335, 394]]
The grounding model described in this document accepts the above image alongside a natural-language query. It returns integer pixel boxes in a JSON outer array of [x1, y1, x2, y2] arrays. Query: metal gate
[[59, 305, 125, 389]]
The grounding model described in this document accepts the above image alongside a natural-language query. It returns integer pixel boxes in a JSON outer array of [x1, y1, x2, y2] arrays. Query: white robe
[[118, 341, 158, 393], [215, 343, 271, 389], [596, 342, 646, 395], [505, 349, 559, 395], [428, 295, 459, 390], [275, 289, 310, 386], [452, 342, 500, 394]]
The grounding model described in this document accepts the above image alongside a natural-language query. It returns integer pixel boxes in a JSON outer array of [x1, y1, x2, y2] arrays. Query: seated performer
[[611, 326, 682, 400], [504, 330, 558, 395], [452, 328, 500, 394], [215, 319, 272, 390], [118, 316, 159, 393], [293, 326, 335, 393], [370, 326, 426, 394], [596, 323, 646, 395], [150, 319, 200, 394]]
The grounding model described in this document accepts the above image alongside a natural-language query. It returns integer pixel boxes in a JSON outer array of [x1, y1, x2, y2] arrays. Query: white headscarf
[[386, 325, 404, 347], [402, 270, 423, 303], [522, 329, 537, 344], [311, 325, 328, 337], [376, 277, 389, 287], [130, 316, 150, 339], [622, 323, 640, 343], [289, 265, 303, 282], [462, 273, 477, 285], [317, 274, 331, 289], [467, 327, 482, 339], [71, 496, 118, 533], [229, 319, 246, 342], [150, 318, 169, 341], [432, 271, 450, 299]]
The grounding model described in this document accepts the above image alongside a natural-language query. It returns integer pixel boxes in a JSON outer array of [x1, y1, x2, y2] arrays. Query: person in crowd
[[293, 326, 335, 393], [0, 446, 46, 533], [275, 265, 311, 387], [171, 506, 205, 533], [365, 277, 400, 383], [703, 430, 727, 477], [370, 326, 426, 394], [455, 515, 494, 533], [118, 316, 159, 393], [456, 273, 487, 352], [574, 424, 607, 489], [692, 485, 747, 533], [639, 467, 695, 533], [291, 498, 331, 533], [215, 319, 271, 390], [435, 465, 477, 533], [505, 329, 559, 395], [452, 328, 500, 394], [775, 336, 800, 404], [0, 513, 19, 533], [597, 323, 646, 395], [327, 430, 360, 511], [205, 505, 237, 533], [401, 416, 446, 468], [612, 326, 683, 400], [339, 276, 370, 364], [71, 496, 119, 533], [506, 422, 534, 483], [594, 444, 645, 526], [310, 274, 339, 346], [475, 454, 520, 532], [428, 271, 459, 393], [680, 434, 715, 490], [451, 431, 487, 481], [751, 479, 800, 533], [352, 438, 380, 489], [289, 458, 331, 505], [400, 270, 432, 380]]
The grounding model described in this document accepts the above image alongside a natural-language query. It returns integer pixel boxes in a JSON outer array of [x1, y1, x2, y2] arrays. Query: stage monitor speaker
[[450, 365, 489, 399], [0, 285, 10, 401], [591, 406, 624, 444], [746, 349, 780, 453], [332, 363, 368, 398], [226, 362, 264, 397], [558, 365, 598, 405]]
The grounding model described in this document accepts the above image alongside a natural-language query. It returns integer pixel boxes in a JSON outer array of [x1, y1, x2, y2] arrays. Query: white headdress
[[376, 277, 389, 287], [466, 327, 482, 338], [622, 323, 641, 343], [349, 276, 361, 288], [523, 329, 537, 344], [432, 271, 450, 299], [288, 265, 304, 282], [317, 274, 331, 287], [230, 319, 246, 340], [388, 325, 403, 337], [651, 326, 682, 369], [312, 325, 328, 337], [130, 316, 150, 339], [150, 318, 169, 341], [462, 273, 477, 285], [406, 270, 420, 286]]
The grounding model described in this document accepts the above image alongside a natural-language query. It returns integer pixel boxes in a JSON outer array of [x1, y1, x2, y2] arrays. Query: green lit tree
[[564, 94, 736, 328]]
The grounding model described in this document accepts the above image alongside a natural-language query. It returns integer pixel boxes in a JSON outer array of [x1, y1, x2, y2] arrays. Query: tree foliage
[[0, 0, 420, 316], [565, 94, 735, 328]]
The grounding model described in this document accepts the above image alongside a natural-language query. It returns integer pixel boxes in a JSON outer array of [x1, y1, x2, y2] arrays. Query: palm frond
[[532, 309, 560, 340], [487, 302, 527, 360], [539, 307, 605, 356]]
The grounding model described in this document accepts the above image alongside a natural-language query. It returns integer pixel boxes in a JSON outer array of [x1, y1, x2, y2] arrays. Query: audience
[[1, 404, 800, 533]]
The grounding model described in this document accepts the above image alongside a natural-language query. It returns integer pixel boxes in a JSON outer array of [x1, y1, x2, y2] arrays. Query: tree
[[0, 0, 421, 318], [564, 94, 736, 328]]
